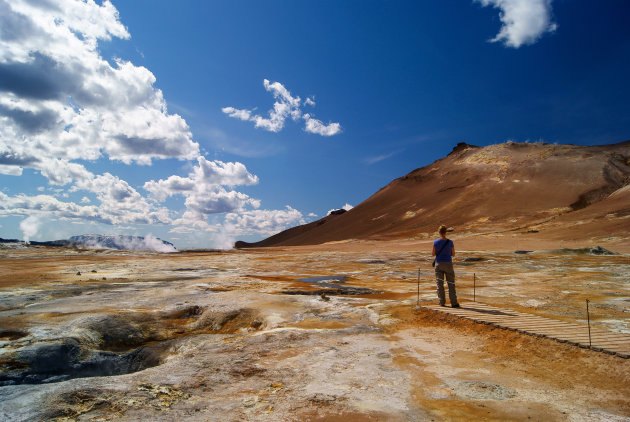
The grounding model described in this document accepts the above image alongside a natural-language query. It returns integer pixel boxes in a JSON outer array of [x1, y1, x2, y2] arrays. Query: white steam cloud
[[19, 215, 41, 244], [71, 234, 178, 253]]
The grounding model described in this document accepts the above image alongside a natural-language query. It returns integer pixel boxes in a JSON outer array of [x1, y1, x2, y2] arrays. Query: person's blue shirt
[[433, 238, 453, 263]]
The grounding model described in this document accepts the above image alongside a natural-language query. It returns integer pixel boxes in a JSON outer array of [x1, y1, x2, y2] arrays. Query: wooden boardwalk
[[423, 302, 630, 359]]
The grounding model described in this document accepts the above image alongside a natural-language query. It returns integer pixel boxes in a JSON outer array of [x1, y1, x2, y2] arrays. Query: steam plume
[[19, 216, 41, 244]]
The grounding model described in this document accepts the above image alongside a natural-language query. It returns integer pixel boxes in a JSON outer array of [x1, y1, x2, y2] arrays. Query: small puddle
[[284, 275, 380, 296], [297, 275, 348, 289]]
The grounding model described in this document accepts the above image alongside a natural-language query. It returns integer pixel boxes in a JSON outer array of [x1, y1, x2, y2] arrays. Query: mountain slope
[[236, 141, 630, 248]]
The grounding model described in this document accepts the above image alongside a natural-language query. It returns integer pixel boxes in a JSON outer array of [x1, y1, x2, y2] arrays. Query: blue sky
[[1, 0, 629, 249]]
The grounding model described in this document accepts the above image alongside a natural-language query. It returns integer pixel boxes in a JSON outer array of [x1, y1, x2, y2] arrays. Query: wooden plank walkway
[[423, 302, 630, 359]]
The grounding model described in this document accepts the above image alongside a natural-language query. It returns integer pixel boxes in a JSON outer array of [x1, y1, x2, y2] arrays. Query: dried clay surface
[[0, 241, 629, 421]]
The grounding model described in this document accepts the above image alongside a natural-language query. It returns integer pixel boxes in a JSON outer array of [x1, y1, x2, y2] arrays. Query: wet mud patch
[[0, 306, 262, 385], [282, 287, 381, 296], [281, 275, 382, 296], [0, 329, 28, 341], [0, 338, 173, 386]]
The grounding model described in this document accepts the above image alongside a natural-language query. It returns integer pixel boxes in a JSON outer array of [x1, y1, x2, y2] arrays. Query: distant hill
[[2, 234, 177, 252], [236, 140, 630, 248]]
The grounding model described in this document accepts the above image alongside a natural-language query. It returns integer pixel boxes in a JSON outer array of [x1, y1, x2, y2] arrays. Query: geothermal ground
[[1, 239, 629, 421]]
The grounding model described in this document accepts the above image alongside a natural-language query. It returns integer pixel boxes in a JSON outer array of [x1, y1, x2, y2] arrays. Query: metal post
[[473, 273, 476, 302], [586, 299, 592, 347], [417, 268, 420, 306]]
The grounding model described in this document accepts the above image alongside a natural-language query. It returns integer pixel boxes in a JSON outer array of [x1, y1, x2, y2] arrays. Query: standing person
[[432, 225, 459, 308]]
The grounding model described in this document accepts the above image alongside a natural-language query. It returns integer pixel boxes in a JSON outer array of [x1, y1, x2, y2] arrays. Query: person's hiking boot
[[451, 304, 460, 308], [439, 303, 446, 307]]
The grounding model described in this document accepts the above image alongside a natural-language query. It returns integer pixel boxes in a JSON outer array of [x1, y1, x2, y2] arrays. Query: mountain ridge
[[236, 140, 630, 248]]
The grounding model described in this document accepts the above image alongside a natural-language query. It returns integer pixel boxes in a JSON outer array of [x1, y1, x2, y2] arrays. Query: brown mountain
[[236, 141, 630, 248]]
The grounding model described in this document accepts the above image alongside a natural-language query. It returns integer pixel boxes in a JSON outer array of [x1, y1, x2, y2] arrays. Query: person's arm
[[432, 245, 436, 256], [451, 243, 455, 257]]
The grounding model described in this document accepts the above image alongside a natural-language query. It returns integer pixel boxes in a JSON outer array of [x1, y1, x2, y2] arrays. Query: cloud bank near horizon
[[475, 0, 557, 48], [222, 79, 342, 136]]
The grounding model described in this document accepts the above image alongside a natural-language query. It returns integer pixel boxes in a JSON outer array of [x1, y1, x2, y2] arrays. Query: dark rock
[[17, 340, 81, 373], [329, 209, 347, 216], [355, 259, 387, 264], [448, 142, 479, 156], [552, 246, 619, 256], [282, 287, 380, 296], [515, 250, 533, 254], [462, 257, 484, 262]]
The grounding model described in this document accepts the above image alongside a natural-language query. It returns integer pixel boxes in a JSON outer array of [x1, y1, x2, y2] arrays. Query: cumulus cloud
[[303, 114, 342, 137], [0, 0, 308, 248], [0, 164, 22, 176], [0, 0, 199, 185], [223, 79, 341, 136], [223, 206, 304, 236], [144, 156, 260, 230], [0, 191, 171, 226], [144, 156, 258, 206], [476, 0, 557, 48]]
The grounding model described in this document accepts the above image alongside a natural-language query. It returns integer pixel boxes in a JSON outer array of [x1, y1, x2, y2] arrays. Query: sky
[[0, 0, 629, 249]]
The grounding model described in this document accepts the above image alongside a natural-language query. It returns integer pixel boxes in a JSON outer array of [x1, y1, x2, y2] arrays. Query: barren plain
[[1, 237, 629, 421]]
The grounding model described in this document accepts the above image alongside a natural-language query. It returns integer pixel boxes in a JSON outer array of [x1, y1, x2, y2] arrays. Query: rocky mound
[[237, 140, 630, 247]]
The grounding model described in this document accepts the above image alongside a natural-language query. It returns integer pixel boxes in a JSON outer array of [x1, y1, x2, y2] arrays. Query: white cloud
[[185, 187, 258, 215], [223, 79, 341, 136], [144, 157, 259, 203], [221, 106, 252, 121], [144, 156, 258, 204], [0, 0, 199, 185], [195, 156, 259, 187], [145, 156, 260, 230], [303, 114, 342, 136], [0, 164, 22, 175], [0, 191, 170, 226], [476, 0, 556, 48], [223, 206, 304, 236]]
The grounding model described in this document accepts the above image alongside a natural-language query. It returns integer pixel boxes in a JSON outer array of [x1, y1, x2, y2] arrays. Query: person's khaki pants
[[435, 262, 459, 306]]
